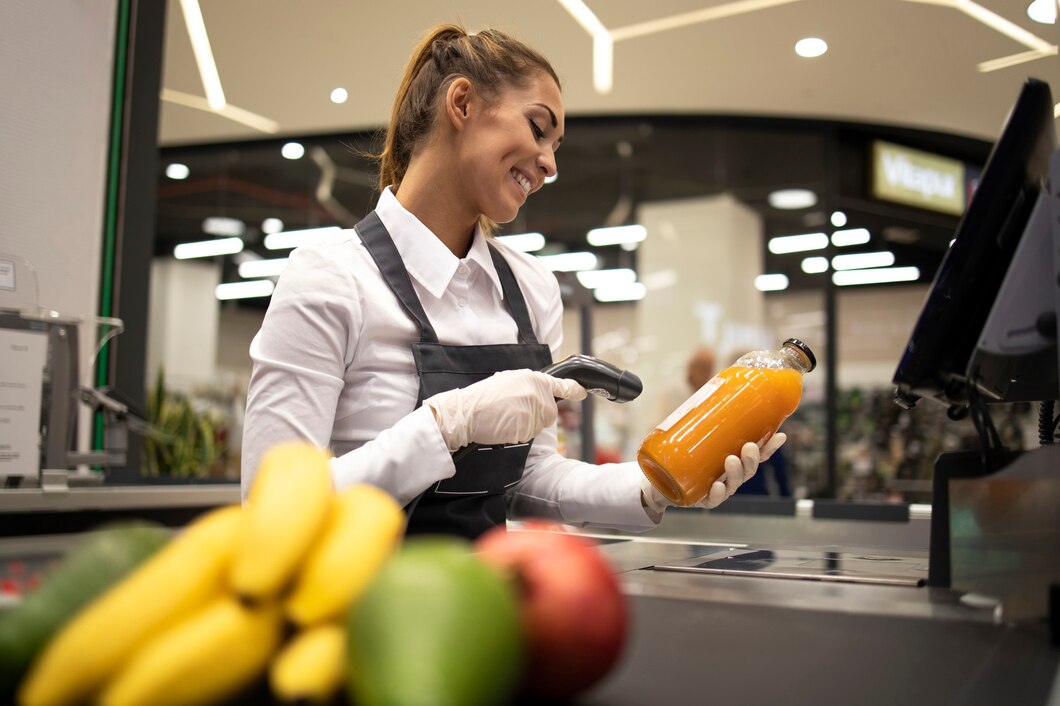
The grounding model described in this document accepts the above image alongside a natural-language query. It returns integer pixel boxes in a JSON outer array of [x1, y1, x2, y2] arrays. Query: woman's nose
[[538, 149, 557, 179]]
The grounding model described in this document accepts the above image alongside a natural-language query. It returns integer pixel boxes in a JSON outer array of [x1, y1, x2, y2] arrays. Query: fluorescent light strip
[[593, 33, 614, 94], [536, 252, 598, 272], [832, 251, 895, 270], [978, 48, 1056, 72], [831, 228, 871, 247], [610, 0, 802, 41], [755, 274, 790, 291], [264, 227, 343, 250], [586, 224, 647, 246], [216, 280, 275, 300], [174, 237, 243, 260], [494, 233, 546, 252], [576, 268, 637, 289], [832, 266, 920, 286], [767, 232, 828, 254], [593, 282, 647, 302], [555, 0, 608, 35], [238, 258, 289, 279], [161, 89, 280, 134], [801, 257, 829, 274], [178, 0, 226, 110], [202, 216, 245, 237]]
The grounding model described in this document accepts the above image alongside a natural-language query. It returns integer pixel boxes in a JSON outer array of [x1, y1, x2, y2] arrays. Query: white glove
[[641, 432, 788, 518], [426, 369, 588, 452]]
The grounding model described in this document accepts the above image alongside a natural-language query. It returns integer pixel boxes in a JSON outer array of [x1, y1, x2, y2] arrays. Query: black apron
[[354, 212, 553, 538]]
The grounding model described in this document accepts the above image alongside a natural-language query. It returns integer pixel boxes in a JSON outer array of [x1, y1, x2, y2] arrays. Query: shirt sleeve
[[505, 266, 658, 531], [241, 244, 455, 504]]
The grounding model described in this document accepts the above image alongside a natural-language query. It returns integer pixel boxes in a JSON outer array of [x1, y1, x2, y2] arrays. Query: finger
[[723, 454, 744, 496], [740, 441, 759, 481], [704, 479, 727, 509], [548, 375, 588, 401], [760, 432, 787, 462]]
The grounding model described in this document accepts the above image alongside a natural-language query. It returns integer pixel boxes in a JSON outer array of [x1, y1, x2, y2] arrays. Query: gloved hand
[[426, 369, 588, 452], [641, 433, 788, 517]]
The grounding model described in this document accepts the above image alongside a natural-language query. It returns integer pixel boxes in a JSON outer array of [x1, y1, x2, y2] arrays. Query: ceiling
[[153, 0, 1060, 302], [158, 0, 1060, 146]]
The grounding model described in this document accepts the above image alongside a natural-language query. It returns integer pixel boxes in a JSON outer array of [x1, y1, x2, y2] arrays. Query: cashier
[[241, 24, 784, 538]]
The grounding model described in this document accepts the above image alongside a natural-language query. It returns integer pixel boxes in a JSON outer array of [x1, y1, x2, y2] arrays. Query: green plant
[[141, 368, 226, 479]]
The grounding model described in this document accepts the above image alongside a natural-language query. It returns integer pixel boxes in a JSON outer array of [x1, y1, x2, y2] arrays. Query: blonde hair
[[375, 25, 560, 233]]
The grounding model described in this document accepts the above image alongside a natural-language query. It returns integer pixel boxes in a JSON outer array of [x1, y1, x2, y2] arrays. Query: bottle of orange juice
[[637, 338, 816, 506]]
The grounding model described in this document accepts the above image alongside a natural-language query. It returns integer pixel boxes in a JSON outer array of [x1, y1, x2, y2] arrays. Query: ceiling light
[[282, 142, 305, 160], [494, 232, 546, 252], [179, 0, 226, 110], [832, 251, 896, 270], [801, 257, 829, 274], [831, 228, 871, 247], [768, 188, 817, 209], [160, 88, 280, 134], [576, 268, 637, 289], [768, 232, 828, 254], [795, 37, 828, 58], [261, 218, 284, 234], [264, 226, 343, 250], [832, 266, 920, 286], [586, 224, 647, 247], [537, 252, 598, 272], [216, 280, 275, 300], [544, 173, 558, 184], [1028, 0, 1057, 23], [174, 237, 243, 260], [593, 282, 647, 303], [165, 163, 189, 180], [755, 274, 790, 291], [330, 87, 349, 104], [830, 211, 847, 227], [202, 216, 245, 237], [238, 258, 289, 279]]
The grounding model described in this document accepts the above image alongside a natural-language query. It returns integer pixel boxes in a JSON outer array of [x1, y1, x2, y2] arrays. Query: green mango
[[346, 536, 523, 706], [0, 521, 171, 697]]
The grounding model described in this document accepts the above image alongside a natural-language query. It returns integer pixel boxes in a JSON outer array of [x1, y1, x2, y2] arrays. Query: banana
[[231, 441, 334, 601], [18, 505, 244, 706], [99, 595, 283, 706], [285, 483, 405, 626], [269, 623, 346, 704]]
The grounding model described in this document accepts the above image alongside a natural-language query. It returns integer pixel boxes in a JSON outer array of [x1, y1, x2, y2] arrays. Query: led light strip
[[179, 0, 226, 110], [161, 89, 280, 134], [902, 0, 1057, 71]]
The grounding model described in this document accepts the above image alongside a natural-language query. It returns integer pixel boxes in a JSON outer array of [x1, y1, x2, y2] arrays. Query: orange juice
[[637, 339, 814, 506]]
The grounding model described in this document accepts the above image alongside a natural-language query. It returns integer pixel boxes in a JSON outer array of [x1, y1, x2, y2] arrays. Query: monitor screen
[[892, 78, 1056, 413]]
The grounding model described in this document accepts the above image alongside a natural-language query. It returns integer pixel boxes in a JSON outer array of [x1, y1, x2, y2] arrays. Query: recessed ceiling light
[[330, 87, 349, 104], [1027, 0, 1056, 24], [768, 189, 817, 210], [830, 211, 847, 227], [795, 37, 828, 58], [282, 142, 305, 160], [165, 163, 190, 180]]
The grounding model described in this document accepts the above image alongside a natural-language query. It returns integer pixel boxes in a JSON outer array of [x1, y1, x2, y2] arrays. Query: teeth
[[511, 169, 531, 195]]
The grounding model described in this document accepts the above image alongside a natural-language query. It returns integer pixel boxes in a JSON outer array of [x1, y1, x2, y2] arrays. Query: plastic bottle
[[637, 338, 816, 506]]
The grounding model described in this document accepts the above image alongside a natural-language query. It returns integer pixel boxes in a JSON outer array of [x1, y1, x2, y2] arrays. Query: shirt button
[[457, 264, 470, 277], [457, 298, 467, 308]]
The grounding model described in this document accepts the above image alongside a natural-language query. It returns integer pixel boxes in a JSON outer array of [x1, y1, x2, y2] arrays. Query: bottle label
[[656, 375, 725, 432]]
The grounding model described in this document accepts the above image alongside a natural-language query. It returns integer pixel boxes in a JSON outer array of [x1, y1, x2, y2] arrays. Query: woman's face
[[459, 72, 564, 225]]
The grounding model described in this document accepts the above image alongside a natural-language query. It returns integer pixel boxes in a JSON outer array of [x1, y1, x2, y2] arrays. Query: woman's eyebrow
[[532, 102, 559, 128]]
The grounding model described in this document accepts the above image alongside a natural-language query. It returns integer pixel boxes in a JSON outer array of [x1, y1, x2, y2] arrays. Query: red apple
[[474, 521, 628, 699]]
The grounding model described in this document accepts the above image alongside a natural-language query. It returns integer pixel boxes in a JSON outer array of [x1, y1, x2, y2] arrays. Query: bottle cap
[[783, 338, 816, 372]]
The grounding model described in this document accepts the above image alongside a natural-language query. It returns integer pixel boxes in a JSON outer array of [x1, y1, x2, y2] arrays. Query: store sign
[[871, 141, 966, 216]]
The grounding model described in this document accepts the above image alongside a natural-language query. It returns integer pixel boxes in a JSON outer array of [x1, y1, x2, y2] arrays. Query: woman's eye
[[529, 120, 544, 139]]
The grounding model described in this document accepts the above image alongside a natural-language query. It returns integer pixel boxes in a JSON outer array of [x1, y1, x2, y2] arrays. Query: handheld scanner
[[541, 354, 643, 403]]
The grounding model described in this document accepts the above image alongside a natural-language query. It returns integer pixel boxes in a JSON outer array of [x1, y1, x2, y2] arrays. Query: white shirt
[[242, 188, 655, 531]]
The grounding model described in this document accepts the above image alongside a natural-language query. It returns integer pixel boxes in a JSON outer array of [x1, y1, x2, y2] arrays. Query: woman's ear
[[445, 77, 473, 131]]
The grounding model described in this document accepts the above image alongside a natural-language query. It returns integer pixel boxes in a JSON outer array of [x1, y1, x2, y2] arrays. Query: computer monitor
[[892, 78, 1057, 414]]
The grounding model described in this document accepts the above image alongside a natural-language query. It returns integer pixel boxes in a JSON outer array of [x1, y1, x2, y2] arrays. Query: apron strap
[[354, 211, 439, 344], [487, 243, 541, 346]]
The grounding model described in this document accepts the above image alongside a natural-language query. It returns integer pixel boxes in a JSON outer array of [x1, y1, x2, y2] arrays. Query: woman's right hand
[[426, 369, 587, 452]]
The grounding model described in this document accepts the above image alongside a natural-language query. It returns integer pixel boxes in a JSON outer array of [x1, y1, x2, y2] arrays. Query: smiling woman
[[240, 23, 777, 541]]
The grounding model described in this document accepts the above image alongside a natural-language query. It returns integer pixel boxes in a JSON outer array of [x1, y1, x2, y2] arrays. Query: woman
[[241, 24, 784, 537]]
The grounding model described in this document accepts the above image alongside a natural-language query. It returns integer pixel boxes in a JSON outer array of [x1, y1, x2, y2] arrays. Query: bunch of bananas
[[15, 441, 405, 706]]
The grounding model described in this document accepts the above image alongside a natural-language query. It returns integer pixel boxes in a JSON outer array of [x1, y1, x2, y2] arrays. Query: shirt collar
[[373, 187, 503, 300]]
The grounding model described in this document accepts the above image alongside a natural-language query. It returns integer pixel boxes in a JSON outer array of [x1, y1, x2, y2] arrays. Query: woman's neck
[[393, 157, 478, 258]]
